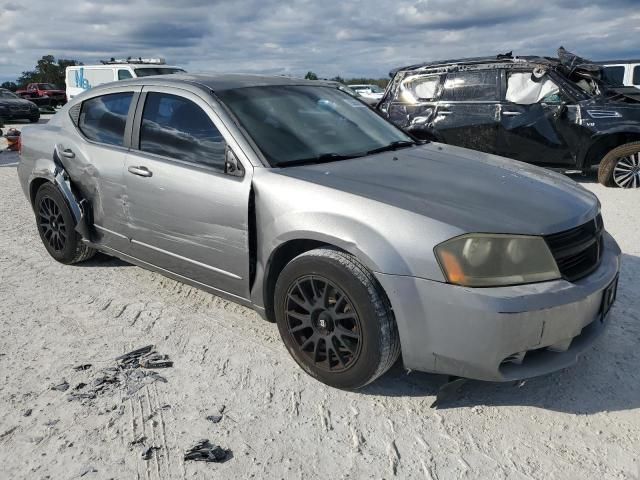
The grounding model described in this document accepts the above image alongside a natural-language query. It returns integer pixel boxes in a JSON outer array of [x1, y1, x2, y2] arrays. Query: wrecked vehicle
[[378, 49, 640, 188], [16, 83, 66, 108], [18, 74, 620, 388], [0, 88, 40, 124]]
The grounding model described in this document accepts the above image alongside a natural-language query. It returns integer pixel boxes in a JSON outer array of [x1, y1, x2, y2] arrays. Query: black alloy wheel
[[284, 275, 363, 372], [38, 195, 67, 252]]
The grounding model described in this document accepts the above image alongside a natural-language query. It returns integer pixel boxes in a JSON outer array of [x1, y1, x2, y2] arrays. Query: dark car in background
[[378, 50, 640, 188], [0, 88, 40, 124]]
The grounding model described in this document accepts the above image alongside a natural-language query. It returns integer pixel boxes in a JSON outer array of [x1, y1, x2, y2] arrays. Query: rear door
[[62, 86, 140, 252], [124, 86, 252, 299], [434, 69, 500, 154]]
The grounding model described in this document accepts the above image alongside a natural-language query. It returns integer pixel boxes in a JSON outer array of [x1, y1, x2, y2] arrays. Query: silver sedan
[[17, 74, 620, 389]]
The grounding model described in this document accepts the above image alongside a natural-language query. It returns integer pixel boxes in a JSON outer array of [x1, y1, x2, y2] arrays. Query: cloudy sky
[[1, 0, 639, 83]]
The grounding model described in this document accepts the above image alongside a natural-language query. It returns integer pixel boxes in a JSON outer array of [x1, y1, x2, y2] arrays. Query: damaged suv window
[[506, 72, 562, 105], [400, 75, 441, 103], [441, 70, 499, 101]]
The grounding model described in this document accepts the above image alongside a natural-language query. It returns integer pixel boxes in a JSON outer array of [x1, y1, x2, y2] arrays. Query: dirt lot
[[0, 148, 639, 479]]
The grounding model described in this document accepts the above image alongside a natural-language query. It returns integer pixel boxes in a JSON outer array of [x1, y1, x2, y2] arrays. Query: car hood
[[275, 143, 599, 236]]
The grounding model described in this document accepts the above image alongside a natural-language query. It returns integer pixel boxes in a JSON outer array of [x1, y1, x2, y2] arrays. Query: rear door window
[[139, 92, 226, 171], [78, 92, 133, 146], [118, 69, 133, 80], [441, 70, 499, 101]]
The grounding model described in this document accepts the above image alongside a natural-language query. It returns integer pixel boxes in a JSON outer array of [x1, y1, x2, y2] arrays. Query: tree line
[[1, 55, 80, 91], [0, 57, 387, 92]]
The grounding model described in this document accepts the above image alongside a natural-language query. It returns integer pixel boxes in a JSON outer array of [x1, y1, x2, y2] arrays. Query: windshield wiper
[[276, 152, 364, 168], [365, 140, 417, 156]]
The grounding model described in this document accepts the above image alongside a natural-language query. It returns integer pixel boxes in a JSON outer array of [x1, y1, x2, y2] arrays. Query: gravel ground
[[0, 152, 639, 479]]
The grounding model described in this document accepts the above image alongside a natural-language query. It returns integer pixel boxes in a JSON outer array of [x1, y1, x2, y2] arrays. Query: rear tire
[[274, 247, 400, 389], [597, 142, 640, 188], [34, 183, 96, 264]]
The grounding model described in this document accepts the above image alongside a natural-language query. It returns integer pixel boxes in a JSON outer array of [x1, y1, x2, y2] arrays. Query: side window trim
[[131, 87, 248, 176], [75, 88, 140, 150]]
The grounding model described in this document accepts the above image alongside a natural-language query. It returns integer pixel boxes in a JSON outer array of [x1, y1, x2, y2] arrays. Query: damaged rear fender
[[28, 147, 91, 240]]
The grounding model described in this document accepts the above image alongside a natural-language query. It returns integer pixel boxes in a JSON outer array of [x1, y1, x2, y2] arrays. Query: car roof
[[93, 73, 329, 93], [389, 55, 556, 76]]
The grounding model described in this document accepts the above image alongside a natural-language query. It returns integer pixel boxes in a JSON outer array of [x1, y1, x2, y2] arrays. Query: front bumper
[[375, 231, 621, 381]]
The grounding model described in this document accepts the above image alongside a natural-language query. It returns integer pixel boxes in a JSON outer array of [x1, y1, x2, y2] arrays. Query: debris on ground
[[51, 380, 70, 392], [22, 409, 32, 417], [139, 352, 173, 369], [130, 435, 147, 446], [66, 345, 172, 402], [2, 129, 20, 151], [206, 414, 223, 424], [79, 466, 97, 477], [141, 446, 160, 460], [184, 439, 231, 463]]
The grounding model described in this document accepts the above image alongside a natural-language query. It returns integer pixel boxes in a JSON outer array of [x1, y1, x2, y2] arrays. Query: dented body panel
[[17, 74, 621, 382]]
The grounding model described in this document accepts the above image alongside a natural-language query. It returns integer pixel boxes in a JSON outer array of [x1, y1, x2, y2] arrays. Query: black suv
[[378, 51, 640, 188]]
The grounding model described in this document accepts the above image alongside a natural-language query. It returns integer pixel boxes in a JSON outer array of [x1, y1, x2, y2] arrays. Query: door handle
[[128, 165, 153, 177], [502, 111, 522, 116], [61, 148, 75, 158]]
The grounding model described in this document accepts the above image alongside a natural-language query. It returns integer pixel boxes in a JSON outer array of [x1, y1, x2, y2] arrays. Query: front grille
[[544, 214, 603, 282]]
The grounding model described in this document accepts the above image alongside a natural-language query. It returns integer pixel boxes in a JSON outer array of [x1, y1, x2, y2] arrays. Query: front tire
[[597, 142, 640, 188], [29, 115, 40, 123], [34, 183, 96, 264], [274, 248, 400, 389]]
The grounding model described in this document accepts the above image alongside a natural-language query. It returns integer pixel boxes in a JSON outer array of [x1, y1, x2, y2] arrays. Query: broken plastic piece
[[184, 439, 231, 463], [141, 446, 160, 460], [51, 380, 70, 392], [139, 352, 173, 369], [116, 345, 154, 367]]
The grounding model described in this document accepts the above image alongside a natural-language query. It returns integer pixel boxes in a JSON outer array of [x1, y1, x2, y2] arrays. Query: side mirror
[[224, 147, 245, 177]]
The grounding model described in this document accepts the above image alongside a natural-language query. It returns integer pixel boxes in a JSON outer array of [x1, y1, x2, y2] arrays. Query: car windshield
[[217, 85, 414, 167], [0, 89, 19, 99], [134, 68, 185, 77]]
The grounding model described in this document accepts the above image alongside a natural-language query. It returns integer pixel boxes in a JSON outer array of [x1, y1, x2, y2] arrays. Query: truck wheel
[[29, 114, 40, 123], [34, 183, 96, 264], [598, 142, 640, 188], [274, 248, 400, 389]]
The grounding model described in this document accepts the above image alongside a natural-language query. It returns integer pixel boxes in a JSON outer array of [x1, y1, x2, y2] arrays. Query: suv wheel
[[598, 142, 640, 188], [274, 248, 400, 389], [34, 183, 96, 264]]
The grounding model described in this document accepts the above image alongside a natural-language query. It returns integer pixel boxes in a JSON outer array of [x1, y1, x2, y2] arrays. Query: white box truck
[[65, 58, 185, 99]]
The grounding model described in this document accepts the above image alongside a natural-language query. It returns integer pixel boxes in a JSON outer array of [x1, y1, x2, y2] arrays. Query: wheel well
[[263, 239, 334, 323], [29, 178, 50, 205], [584, 133, 640, 169]]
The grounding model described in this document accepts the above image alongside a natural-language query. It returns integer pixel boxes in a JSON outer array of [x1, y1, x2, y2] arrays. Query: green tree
[[330, 76, 345, 84], [304, 71, 318, 80], [16, 55, 81, 88], [0, 81, 18, 91]]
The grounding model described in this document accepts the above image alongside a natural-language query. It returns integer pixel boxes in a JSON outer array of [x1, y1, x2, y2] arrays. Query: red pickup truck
[[16, 83, 67, 107]]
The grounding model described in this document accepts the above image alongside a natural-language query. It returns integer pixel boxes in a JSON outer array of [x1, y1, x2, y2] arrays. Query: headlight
[[435, 234, 560, 287]]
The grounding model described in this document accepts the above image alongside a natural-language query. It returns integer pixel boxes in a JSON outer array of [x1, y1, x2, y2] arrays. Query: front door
[[496, 70, 575, 166], [123, 87, 252, 299]]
